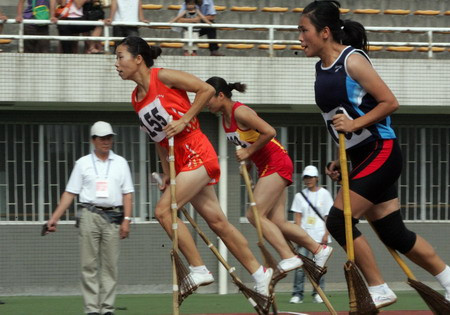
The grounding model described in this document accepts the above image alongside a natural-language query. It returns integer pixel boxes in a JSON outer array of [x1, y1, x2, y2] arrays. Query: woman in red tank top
[[205, 76, 333, 276], [114, 36, 273, 296]]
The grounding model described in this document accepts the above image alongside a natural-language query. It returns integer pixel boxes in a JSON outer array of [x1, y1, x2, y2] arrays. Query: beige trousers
[[79, 208, 120, 314]]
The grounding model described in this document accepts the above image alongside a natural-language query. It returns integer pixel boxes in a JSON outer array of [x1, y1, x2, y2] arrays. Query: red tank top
[[131, 68, 200, 146], [223, 102, 288, 169]]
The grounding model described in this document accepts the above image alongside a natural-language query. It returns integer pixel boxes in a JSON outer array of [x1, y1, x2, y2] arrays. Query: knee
[[207, 214, 229, 235], [326, 206, 362, 247], [154, 204, 170, 224], [371, 210, 416, 254], [246, 210, 255, 226]]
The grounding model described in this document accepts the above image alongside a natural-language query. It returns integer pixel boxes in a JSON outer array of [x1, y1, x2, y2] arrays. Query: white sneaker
[[190, 271, 214, 287], [254, 267, 273, 297], [370, 287, 397, 308], [180, 271, 214, 295], [289, 295, 303, 304], [313, 294, 323, 303], [313, 245, 333, 268], [445, 291, 450, 302], [278, 256, 303, 273]]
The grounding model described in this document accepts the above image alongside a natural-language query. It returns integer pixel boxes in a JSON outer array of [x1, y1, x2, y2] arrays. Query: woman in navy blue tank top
[[298, 0, 450, 309]]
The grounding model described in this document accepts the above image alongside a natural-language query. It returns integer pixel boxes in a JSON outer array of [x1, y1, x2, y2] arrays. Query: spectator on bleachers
[[16, 0, 52, 53], [51, 0, 102, 53], [81, 0, 105, 54], [105, 0, 148, 48], [0, 9, 7, 52], [177, 0, 223, 56], [0, 9, 6, 32], [169, 0, 211, 56]]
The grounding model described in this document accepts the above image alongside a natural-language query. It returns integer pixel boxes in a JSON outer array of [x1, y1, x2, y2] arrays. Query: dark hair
[[117, 36, 162, 67], [302, 0, 368, 52], [205, 76, 247, 98]]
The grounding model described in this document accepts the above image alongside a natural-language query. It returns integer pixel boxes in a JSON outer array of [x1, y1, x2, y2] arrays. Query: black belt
[[79, 203, 124, 225], [95, 206, 117, 211], [81, 203, 122, 211]]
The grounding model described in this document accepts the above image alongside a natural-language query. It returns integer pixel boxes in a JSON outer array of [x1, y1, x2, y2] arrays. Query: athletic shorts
[[255, 150, 293, 185], [347, 139, 402, 204], [173, 130, 220, 185]]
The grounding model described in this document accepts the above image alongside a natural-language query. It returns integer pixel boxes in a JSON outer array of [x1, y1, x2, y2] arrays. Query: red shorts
[[256, 151, 293, 185], [173, 130, 220, 185]]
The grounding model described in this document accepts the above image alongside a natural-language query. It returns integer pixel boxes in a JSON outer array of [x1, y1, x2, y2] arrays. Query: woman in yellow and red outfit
[[206, 76, 333, 275]]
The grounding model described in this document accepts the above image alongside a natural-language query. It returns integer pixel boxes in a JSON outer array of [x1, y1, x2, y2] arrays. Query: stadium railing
[[1, 19, 450, 58]]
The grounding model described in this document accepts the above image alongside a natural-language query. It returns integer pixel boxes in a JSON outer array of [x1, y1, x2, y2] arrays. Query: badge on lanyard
[[306, 216, 317, 226], [96, 179, 109, 198]]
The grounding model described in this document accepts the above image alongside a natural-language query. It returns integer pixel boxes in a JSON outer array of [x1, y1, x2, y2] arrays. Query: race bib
[[322, 107, 372, 149], [138, 98, 169, 142], [226, 131, 251, 148], [95, 179, 109, 198]]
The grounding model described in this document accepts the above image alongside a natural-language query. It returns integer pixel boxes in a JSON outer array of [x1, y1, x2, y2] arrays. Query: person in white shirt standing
[[45, 121, 134, 315], [289, 165, 333, 304], [105, 0, 148, 44]]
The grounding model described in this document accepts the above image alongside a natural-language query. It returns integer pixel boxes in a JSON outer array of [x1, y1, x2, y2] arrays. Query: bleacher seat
[[261, 7, 289, 13], [214, 6, 226, 11], [383, 9, 411, 15], [353, 9, 380, 14], [226, 44, 254, 49], [291, 7, 349, 14], [368, 45, 383, 51], [160, 42, 183, 48], [217, 27, 238, 30], [142, 4, 163, 10], [258, 44, 287, 50], [417, 47, 445, 53], [198, 43, 222, 49], [230, 7, 257, 12], [167, 5, 181, 10], [0, 39, 12, 45], [386, 46, 414, 52], [290, 45, 304, 51], [413, 10, 441, 16], [292, 8, 303, 13], [149, 25, 171, 29]]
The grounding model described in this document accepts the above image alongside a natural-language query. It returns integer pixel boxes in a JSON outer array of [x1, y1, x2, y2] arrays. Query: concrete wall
[[0, 222, 449, 295], [1, 54, 450, 111]]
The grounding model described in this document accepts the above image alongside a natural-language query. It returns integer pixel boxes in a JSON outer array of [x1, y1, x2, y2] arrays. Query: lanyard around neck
[[306, 189, 318, 209], [91, 152, 111, 178]]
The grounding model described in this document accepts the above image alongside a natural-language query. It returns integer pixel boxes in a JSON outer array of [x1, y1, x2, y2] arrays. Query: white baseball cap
[[302, 165, 319, 177], [90, 121, 116, 137]]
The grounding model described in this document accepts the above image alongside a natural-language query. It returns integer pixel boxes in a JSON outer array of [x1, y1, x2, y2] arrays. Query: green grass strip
[[0, 291, 431, 315]]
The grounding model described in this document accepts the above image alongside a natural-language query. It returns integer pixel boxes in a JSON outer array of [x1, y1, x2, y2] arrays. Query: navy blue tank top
[[315, 46, 396, 149]]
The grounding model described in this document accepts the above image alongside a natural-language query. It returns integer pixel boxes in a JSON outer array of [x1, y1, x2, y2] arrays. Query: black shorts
[[347, 139, 402, 204]]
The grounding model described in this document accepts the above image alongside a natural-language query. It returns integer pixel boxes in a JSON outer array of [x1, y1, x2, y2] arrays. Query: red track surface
[[192, 311, 432, 315]]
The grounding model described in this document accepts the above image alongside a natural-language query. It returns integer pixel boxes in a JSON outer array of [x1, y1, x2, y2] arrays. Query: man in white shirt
[[289, 165, 333, 304], [46, 121, 134, 315], [105, 0, 149, 41]]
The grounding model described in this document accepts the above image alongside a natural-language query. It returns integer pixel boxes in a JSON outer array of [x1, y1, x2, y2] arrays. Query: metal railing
[[1, 19, 450, 57]]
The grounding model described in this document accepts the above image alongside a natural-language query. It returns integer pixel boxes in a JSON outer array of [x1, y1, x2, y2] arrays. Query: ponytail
[[341, 20, 368, 52], [117, 36, 162, 67], [206, 76, 247, 98]]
